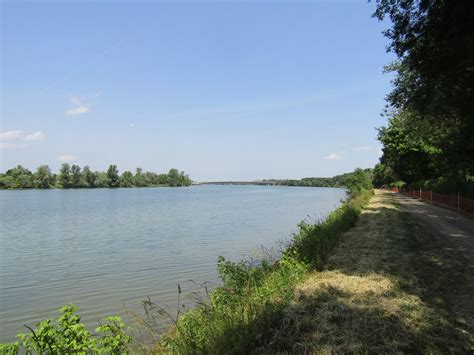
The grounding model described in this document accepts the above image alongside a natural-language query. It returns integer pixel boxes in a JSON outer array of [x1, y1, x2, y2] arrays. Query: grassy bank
[[252, 191, 473, 353], [152, 189, 373, 353]]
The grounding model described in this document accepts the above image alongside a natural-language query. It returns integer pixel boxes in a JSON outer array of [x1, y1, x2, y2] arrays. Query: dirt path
[[393, 191, 474, 330]]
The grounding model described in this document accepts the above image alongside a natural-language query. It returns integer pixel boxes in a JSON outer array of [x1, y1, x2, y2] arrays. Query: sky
[[1, 0, 394, 181]]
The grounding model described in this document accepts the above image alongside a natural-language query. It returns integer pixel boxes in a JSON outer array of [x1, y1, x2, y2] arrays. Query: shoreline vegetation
[[0, 164, 192, 189], [0, 168, 374, 354], [269, 169, 373, 189]]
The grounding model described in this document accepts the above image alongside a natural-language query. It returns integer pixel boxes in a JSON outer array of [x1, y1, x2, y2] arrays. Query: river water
[[0, 185, 346, 342]]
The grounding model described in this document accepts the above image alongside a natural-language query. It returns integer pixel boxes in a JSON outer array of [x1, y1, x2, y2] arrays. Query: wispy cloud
[[0, 129, 45, 149], [65, 96, 90, 116], [0, 130, 24, 141], [24, 131, 46, 141], [57, 155, 75, 162], [324, 153, 343, 160]]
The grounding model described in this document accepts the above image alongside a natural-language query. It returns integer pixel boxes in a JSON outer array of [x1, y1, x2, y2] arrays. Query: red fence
[[384, 187, 474, 215]]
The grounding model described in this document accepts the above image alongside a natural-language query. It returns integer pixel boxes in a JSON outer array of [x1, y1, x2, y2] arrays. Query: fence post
[[420, 188, 422, 200], [430, 190, 432, 204], [458, 192, 460, 212]]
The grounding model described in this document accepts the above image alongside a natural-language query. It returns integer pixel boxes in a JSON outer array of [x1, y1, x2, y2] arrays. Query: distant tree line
[[0, 164, 192, 189], [270, 168, 373, 194], [372, 1, 474, 198]]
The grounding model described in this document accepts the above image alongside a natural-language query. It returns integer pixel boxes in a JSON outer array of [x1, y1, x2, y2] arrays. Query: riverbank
[[151, 189, 373, 353], [153, 190, 473, 353], [251, 191, 473, 353]]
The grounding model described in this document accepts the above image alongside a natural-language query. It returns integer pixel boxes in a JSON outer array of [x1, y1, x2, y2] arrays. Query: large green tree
[[58, 163, 72, 188], [71, 164, 82, 188], [82, 166, 96, 188], [34, 165, 54, 188], [106, 165, 120, 188], [4, 165, 34, 188], [374, 0, 474, 183], [120, 171, 134, 188]]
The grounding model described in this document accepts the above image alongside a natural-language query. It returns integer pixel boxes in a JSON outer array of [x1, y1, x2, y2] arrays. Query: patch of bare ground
[[252, 191, 473, 354]]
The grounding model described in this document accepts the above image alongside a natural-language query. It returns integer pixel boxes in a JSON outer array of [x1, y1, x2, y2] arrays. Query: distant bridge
[[196, 181, 277, 186]]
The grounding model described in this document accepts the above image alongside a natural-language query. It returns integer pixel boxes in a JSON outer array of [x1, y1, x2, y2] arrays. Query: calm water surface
[[0, 185, 346, 341]]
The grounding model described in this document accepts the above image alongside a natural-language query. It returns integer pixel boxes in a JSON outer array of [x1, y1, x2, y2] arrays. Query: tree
[[120, 171, 134, 188], [372, 163, 396, 187], [106, 165, 120, 188], [6, 165, 34, 189], [82, 166, 96, 188], [157, 173, 169, 185], [377, 110, 444, 183], [0, 174, 15, 189], [58, 164, 72, 188], [134, 168, 145, 187], [34, 165, 54, 188], [374, 0, 474, 179], [345, 168, 373, 194], [71, 165, 82, 188], [179, 171, 191, 186], [167, 168, 181, 187], [94, 172, 109, 188], [5, 165, 34, 188]]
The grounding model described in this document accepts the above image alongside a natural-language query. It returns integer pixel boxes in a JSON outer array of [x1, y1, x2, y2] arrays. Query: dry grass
[[252, 191, 473, 354]]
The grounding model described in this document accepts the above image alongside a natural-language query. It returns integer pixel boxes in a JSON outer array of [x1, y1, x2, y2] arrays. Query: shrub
[[0, 305, 131, 354]]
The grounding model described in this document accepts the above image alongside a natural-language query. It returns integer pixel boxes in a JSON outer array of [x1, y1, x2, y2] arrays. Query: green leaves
[[375, 0, 474, 184], [0, 164, 193, 189], [95, 316, 131, 353], [0, 304, 131, 354]]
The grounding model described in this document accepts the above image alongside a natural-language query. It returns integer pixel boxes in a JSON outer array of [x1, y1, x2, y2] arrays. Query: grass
[[252, 191, 473, 353], [150, 189, 374, 354]]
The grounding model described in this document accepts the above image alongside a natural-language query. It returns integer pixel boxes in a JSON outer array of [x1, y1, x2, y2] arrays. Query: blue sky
[[1, 1, 393, 181]]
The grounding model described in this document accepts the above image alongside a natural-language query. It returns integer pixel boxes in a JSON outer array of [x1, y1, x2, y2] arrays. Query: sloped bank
[[152, 189, 373, 354], [251, 191, 472, 354]]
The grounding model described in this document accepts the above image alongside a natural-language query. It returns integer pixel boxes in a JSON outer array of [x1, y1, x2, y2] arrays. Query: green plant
[[0, 305, 131, 354]]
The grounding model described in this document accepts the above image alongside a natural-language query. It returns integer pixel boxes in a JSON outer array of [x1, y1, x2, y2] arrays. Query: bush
[[0, 305, 131, 354], [286, 190, 372, 267]]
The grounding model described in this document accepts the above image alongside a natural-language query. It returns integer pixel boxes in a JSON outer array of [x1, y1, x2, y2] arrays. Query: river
[[0, 185, 346, 342]]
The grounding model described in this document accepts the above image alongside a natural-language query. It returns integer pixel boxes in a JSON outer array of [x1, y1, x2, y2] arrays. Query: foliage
[[344, 168, 373, 194], [286, 189, 372, 267], [372, 163, 396, 187], [34, 165, 55, 188], [106, 164, 120, 188], [82, 165, 96, 187], [272, 169, 373, 193], [58, 163, 72, 188], [0, 164, 192, 189], [373, 0, 474, 193], [0, 305, 131, 354], [0, 165, 34, 189]]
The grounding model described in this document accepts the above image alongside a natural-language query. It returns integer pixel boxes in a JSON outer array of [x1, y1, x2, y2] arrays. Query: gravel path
[[392, 191, 474, 330]]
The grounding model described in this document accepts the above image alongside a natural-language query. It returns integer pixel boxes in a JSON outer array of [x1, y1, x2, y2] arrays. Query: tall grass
[[153, 189, 373, 354]]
